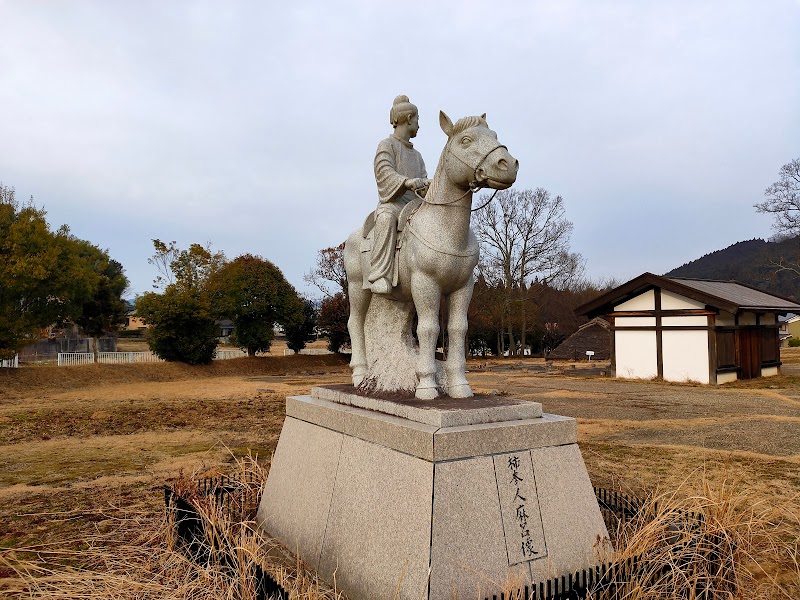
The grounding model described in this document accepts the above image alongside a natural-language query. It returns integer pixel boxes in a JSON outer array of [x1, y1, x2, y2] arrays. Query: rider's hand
[[405, 178, 428, 191]]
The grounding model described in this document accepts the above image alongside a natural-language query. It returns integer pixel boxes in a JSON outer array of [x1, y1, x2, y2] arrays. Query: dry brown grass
[[594, 476, 800, 599], [1, 355, 798, 598], [0, 456, 345, 599]]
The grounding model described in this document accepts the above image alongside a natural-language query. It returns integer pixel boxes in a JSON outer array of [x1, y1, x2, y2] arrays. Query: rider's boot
[[370, 277, 392, 294]]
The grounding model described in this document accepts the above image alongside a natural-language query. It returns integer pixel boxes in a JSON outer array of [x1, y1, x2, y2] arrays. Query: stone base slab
[[312, 384, 543, 427], [258, 396, 609, 600]]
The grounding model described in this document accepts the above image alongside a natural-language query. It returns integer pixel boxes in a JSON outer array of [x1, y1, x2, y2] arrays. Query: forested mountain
[[665, 237, 800, 301]]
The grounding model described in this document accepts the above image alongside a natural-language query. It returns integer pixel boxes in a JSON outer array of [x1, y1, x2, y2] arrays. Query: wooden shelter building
[[575, 273, 800, 384]]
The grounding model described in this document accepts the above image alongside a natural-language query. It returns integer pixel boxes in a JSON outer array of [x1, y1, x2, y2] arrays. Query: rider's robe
[[369, 135, 427, 285]]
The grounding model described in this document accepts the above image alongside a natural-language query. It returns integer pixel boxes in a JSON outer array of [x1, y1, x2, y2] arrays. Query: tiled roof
[[666, 278, 800, 311], [576, 272, 800, 317]]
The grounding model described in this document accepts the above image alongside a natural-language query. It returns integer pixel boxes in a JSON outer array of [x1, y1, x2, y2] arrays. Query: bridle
[[414, 138, 506, 212], [404, 132, 508, 257]]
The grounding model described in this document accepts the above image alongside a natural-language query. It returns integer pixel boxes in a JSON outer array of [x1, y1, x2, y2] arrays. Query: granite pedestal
[[256, 387, 609, 600]]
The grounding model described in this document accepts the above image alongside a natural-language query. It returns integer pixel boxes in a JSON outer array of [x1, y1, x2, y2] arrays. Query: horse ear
[[439, 111, 454, 137], [481, 113, 487, 123]]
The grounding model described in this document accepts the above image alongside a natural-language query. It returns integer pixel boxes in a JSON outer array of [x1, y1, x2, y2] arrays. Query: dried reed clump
[[0, 454, 345, 600], [591, 477, 800, 600], [3, 462, 797, 600]]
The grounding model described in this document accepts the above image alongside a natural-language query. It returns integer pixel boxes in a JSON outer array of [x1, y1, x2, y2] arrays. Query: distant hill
[[665, 237, 800, 301]]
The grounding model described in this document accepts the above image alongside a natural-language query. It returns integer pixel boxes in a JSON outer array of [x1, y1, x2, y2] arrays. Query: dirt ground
[[1, 352, 798, 593]]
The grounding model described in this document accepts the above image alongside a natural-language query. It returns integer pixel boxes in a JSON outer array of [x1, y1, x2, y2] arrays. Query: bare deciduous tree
[[754, 158, 800, 275], [473, 188, 583, 356], [755, 158, 800, 236], [304, 242, 347, 298]]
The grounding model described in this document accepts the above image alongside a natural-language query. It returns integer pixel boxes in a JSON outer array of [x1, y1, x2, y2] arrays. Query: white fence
[[283, 348, 334, 356], [216, 349, 248, 360], [97, 351, 163, 364], [58, 352, 95, 366], [0, 355, 19, 368], [56, 350, 248, 366]]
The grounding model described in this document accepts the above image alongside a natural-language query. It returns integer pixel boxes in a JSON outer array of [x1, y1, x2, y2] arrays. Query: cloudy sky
[[1, 1, 798, 298]]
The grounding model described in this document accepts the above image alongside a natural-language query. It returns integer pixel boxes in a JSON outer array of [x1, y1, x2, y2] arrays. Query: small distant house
[[777, 314, 795, 347], [218, 319, 235, 340], [124, 305, 149, 332], [124, 315, 149, 331], [779, 313, 800, 346], [574, 273, 800, 384], [548, 318, 611, 361]]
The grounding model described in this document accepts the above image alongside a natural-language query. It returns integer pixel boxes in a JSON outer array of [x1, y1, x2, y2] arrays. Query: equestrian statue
[[344, 96, 518, 400]]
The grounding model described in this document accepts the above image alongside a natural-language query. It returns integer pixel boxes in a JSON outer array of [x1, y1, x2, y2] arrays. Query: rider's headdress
[[390, 95, 418, 127]]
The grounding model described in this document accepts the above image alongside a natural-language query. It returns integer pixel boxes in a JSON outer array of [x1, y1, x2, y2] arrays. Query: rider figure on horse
[[368, 95, 431, 295]]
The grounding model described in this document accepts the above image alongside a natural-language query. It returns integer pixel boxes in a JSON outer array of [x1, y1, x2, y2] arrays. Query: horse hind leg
[[444, 279, 475, 398], [347, 281, 370, 386]]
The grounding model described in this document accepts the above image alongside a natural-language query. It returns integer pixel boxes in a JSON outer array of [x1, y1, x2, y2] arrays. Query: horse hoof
[[446, 384, 473, 399], [415, 386, 439, 400], [351, 365, 367, 387]]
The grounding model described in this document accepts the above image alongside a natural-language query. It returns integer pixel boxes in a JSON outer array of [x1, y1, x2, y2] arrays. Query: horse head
[[439, 111, 518, 193]]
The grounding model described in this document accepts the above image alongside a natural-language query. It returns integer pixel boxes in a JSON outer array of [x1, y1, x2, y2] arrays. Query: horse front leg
[[411, 274, 441, 400], [444, 277, 475, 398], [347, 282, 370, 386]]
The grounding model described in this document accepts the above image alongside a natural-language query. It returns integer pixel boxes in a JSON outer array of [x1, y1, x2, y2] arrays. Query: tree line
[[0, 184, 128, 360], [8, 155, 795, 365], [0, 182, 652, 365], [0, 183, 322, 365], [135, 240, 317, 364]]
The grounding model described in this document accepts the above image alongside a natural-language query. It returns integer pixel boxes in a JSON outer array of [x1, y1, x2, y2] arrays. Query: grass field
[[1, 351, 798, 597]]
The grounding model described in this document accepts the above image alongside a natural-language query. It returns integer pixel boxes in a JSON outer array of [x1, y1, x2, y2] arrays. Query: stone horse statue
[[344, 111, 518, 400]]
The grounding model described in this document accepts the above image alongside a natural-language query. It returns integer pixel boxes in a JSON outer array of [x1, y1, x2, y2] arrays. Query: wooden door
[[737, 329, 762, 379]]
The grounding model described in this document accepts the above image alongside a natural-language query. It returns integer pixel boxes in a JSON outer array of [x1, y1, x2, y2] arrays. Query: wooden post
[[655, 288, 663, 379], [707, 314, 717, 384]]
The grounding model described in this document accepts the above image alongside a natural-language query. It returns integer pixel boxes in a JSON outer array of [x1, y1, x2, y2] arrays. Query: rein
[[403, 135, 503, 257], [414, 141, 506, 212]]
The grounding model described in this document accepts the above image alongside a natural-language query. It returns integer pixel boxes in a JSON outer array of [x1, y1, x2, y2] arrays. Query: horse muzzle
[[475, 146, 519, 189]]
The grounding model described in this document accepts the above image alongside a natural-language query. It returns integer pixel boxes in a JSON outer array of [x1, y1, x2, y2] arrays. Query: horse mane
[[425, 115, 487, 202], [450, 115, 486, 137]]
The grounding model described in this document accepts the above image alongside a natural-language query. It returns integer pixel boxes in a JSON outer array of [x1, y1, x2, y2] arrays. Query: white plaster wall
[[761, 314, 776, 325], [615, 317, 656, 327], [662, 316, 707, 327], [662, 330, 710, 384], [717, 371, 738, 384], [716, 311, 735, 326], [615, 289, 654, 311], [761, 366, 779, 377], [738, 312, 757, 325], [615, 330, 657, 379], [661, 290, 705, 310]]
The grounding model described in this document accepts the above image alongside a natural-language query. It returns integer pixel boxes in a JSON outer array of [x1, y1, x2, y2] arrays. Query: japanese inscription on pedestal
[[494, 451, 547, 565]]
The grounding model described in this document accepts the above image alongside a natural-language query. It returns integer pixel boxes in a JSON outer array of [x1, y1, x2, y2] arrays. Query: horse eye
[[461, 137, 471, 145]]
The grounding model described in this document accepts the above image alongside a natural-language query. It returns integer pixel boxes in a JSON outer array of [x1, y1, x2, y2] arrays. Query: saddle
[[359, 198, 422, 290]]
